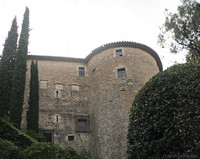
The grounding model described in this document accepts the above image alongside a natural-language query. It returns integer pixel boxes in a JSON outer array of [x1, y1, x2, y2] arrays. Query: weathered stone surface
[[21, 42, 162, 159]]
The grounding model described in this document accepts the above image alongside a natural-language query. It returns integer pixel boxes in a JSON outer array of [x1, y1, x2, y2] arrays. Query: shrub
[[0, 118, 34, 150], [0, 138, 25, 159], [25, 130, 45, 142], [24, 142, 57, 159], [127, 64, 200, 159]]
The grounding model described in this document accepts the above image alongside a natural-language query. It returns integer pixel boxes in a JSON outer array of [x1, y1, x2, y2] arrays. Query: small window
[[79, 67, 85, 76], [68, 135, 75, 141], [77, 119, 87, 131], [56, 90, 59, 98], [26, 110, 29, 116], [116, 49, 122, 57], [43, 133, 53, 142], [56, 114, 59, 123], [70, 84, 80, 97], [76, 115, 90, 133], [117, 68, 126, 79]]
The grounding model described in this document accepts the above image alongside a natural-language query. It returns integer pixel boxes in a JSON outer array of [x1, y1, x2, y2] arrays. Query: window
[[77, 119, 87, 131], [116, 49, 123, 57], [55, 114, 59, 123], [43, 133, 53, 142], [117, 68, 126, 79], [76, 115, 90, 133], [79, 67, 85, 76], [56, 91, 59, 98], [70, 84, 80, 97], [68, 135, 75, 141]]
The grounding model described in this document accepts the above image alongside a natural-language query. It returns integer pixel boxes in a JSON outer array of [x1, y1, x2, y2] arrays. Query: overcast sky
[[0, 0, 186, 69]]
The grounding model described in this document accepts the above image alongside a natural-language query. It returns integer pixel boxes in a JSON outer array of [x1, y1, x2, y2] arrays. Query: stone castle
[[21, 41, 162, 159]]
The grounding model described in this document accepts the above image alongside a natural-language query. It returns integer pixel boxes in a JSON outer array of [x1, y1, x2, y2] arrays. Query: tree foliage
[[0, 139, 25, 159], [0, 118, 34, 150], [158, 0, 200, 63], [0, 17, 18, 117], [27, 60, 39, 133], [10, 7, 30, 129], [127, 63, 200, 159]]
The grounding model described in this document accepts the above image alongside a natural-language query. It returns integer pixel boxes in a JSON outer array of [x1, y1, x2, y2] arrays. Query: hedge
[[127, 64, 200, 159]]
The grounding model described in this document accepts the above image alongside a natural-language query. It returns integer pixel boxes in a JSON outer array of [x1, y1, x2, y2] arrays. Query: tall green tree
[[158, 0, 200, 63], [27, 60, 39, 133], [0, 17, 18, 117], [10, 7, 30, 129]]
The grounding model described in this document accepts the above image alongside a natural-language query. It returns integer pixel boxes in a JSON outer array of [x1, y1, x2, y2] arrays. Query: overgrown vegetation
[[0, 118, 92, 158], [0, 139, 25, 159], [127, 63, 200, 159], [0, 118, 34, 150], [25, 130, 45, 142]]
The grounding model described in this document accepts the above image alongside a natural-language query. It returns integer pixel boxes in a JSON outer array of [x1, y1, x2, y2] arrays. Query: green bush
[[24, 143, 90, 159], [25, 130, 45, 142], [24, 142, 57, 159], [127, 64, 200, 159], [0, 138, 25, 159], [0, 118, 34, 150]]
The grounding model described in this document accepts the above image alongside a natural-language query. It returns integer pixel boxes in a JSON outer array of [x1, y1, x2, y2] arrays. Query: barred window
[[79, 67, 85, 76], [117, 68, 126, 79]]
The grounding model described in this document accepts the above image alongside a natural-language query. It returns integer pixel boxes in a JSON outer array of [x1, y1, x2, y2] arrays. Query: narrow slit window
[[56, 90, 59, 98], [117, 68, 126, 79], [56, 114, 59, 123]]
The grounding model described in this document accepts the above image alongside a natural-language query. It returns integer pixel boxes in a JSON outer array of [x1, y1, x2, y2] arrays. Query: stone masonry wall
[[22, 59, 91, 151], [87, 47, 159, 159], [22, 42, 161, 159]]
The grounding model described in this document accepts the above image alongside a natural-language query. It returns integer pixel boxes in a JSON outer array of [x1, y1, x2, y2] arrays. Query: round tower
[[86, 42, 162, 159]]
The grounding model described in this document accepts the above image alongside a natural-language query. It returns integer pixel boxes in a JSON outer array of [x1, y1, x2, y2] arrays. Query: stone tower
[[22, 41, 162, 159]]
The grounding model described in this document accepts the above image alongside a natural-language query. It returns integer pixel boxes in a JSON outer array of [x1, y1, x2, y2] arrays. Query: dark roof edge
[[85, 41, 163, 71], [27, 41, 163, 71], [27, 55, 86, 63]]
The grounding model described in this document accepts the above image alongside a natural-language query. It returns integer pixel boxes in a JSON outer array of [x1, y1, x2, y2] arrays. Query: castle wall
[[22, 59, 91, 150], [87, 47, 159, 159], [22, 42, 162, 159]]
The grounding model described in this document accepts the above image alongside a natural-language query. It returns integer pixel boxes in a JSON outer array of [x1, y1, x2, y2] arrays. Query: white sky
[[0, 0, 186, 69]]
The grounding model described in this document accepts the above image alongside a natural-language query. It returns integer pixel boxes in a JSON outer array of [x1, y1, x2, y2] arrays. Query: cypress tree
[[0, 17, 18, 117], [27, 60, 39, 133], [10, 7, 30, 129]]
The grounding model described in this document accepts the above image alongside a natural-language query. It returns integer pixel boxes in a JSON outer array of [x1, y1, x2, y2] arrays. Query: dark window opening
[[117, 68, 126, 79], [68, 135, 75, 141], [76, 115, 90, 133], [79, 67, 85, 76], [43, 133, 52, 142], [77, 119, 87, 131], [26, 110, 29, 116], [56, 90, 59, 98], [56, 115, 58, 122], [116, 49, 123, 57]]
